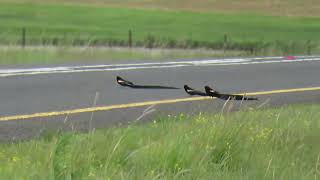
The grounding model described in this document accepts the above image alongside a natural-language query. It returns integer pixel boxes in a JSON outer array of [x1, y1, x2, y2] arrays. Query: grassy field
[[0, 104, 319, 179], [2, 0, 320, 17], [0, 2, 319, 55]]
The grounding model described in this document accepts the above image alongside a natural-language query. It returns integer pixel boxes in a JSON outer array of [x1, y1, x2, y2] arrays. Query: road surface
[[0, 56, 319, 141]]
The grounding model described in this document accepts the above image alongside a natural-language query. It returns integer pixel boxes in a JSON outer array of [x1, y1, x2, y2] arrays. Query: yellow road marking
[[1, 86, 320, 122]]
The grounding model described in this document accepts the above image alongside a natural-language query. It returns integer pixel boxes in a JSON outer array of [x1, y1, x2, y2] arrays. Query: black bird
[[204, 86, 258, 101], [184, 85, 207, 96], [116, 76, 180, 89], [117, 76, 134, 87]]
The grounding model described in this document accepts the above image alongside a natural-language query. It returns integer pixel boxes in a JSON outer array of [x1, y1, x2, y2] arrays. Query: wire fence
[[0, 28, 317, 55]]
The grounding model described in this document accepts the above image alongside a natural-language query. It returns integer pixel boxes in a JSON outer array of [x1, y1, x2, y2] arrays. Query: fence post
[[223, 33, 228, 53], [63, 32, 66, 45], [306, 40, 311, 55], [21, 27, 26, 48], [128, 29, 132, 48]]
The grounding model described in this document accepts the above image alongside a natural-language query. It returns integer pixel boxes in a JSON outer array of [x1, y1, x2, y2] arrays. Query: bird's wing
[[184, 85, 208, 96], [116, 76, 134, 86]]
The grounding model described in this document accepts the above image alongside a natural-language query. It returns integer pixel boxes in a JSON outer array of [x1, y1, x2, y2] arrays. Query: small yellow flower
[[255, 128, 273, 144], [12, 156, 19, 163], [205, 144, 213, 151], [88, 171, 95, 177], [175, 163, 182, 171], [226, 142, 231, 150], [150, 170, 155, 176], [303, 120, 311, 128], [250, 137, 255, 142]]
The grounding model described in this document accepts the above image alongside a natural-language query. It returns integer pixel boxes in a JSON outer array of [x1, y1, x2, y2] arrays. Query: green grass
[[1, 104, 319, 179], [2, 0, 320, 17], [0, 46, 246, 65], [0, 2, 320, 55]]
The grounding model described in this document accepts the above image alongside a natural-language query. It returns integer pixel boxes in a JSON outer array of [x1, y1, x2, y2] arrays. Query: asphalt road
[[0, 56, 319, 141]]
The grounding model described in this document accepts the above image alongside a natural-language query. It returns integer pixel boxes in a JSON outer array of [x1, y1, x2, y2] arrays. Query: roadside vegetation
[[0, 46, 246, 65], [1, 104, 319, 179], [0, 1, 320, 64]]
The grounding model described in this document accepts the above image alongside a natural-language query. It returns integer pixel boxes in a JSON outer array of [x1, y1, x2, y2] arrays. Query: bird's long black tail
[[234, 96, 258, 101], [221, 94, 258, 101]]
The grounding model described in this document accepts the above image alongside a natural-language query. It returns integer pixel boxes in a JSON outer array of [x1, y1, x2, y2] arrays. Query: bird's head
[[204, 86, 214, 94], [116, 76, 127, 85], [184, 85, 192, 92]]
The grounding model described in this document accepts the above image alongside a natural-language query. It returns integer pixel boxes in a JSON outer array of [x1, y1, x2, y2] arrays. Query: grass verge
[[0, 46, 246, 65], [0, 104, 319, 179]]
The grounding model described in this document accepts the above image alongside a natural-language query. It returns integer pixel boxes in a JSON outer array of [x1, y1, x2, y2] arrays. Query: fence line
[[0, 27, 316, 55]]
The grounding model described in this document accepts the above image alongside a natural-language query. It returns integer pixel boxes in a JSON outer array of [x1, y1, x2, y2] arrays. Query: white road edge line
[[0, 56, 320, 77]]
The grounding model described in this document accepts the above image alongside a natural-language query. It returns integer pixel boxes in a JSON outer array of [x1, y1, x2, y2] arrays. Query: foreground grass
[[0, 46, 245, 65], [1, 104, 319, 179], [0, 2, 320, 55]]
